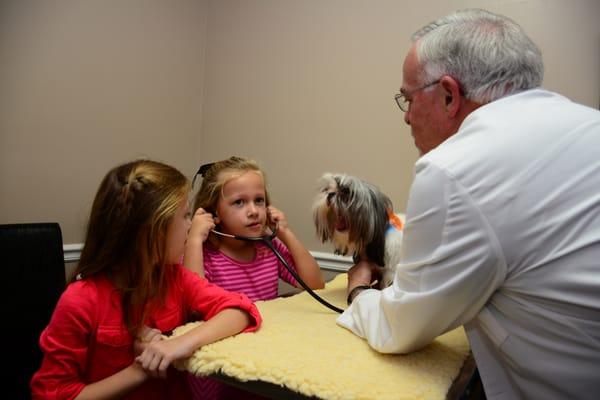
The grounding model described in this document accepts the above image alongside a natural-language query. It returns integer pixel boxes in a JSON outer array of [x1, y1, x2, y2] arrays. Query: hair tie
[[197, 162, 215, 177], [192, 162, 215, 189]]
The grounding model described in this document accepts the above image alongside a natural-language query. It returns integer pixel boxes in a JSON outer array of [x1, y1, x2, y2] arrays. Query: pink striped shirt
[[190, 239, 298, 399], [203, 238, 298, 301]]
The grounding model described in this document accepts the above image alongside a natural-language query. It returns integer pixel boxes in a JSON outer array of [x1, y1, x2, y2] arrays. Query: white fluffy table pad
[[171, 273, 471, 400]]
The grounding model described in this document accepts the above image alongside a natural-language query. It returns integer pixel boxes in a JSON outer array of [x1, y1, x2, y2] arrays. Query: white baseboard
[[63, 243, 83, 263], [63, 244, 352, 271], [308, 251, 352, 272]]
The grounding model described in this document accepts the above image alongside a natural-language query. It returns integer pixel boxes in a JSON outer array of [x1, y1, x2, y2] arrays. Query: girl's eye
[[233, 199, 244, 206], [255, 198, 265, 205]]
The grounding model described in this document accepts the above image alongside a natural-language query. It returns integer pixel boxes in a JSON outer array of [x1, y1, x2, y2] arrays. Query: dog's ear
[[317, 173, 337, 191], [312, 177, 333, 243]]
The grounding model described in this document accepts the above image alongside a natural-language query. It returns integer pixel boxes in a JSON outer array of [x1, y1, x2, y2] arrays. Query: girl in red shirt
[[31, 159, 262, 400]]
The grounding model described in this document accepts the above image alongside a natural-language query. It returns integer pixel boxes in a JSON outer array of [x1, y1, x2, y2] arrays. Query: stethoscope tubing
[[211, 227, 344, 313]]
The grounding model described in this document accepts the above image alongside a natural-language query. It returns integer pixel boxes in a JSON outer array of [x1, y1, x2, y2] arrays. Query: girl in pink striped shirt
[[184, 156, 324, 399]]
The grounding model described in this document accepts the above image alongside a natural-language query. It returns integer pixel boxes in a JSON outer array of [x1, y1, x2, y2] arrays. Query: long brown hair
[[73, 159, 190, 335]]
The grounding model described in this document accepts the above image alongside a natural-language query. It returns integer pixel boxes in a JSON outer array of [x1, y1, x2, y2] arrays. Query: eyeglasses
[[394, 79, 440, 112]]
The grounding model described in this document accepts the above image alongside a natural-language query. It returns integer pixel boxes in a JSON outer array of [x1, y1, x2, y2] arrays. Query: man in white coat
[[337, 8, 600, 400]]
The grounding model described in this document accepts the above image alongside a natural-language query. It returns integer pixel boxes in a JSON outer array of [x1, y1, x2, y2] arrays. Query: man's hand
[[348, 259, 379, 287], [346, 259, 381, 304]]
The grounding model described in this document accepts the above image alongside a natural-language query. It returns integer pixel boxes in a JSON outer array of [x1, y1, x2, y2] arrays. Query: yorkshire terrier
[[312, 173, 404, 289]]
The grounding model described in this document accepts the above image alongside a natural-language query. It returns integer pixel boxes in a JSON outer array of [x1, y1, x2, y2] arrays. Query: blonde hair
[[193, 155, 270, 221], [74, 159, 190, 335]]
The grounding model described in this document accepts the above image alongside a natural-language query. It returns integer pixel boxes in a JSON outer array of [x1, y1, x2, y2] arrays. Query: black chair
[[1, 223, 66, 400]]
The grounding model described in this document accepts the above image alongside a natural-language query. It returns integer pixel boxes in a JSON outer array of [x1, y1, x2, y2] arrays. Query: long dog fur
[[313, 173, 403, 288]]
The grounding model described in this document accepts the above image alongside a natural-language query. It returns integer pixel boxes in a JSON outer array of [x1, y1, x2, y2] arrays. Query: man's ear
[[440, 76, 462, 118]]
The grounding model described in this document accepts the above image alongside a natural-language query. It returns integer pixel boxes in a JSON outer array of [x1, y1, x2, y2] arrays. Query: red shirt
[[31, 265, 261, 400]]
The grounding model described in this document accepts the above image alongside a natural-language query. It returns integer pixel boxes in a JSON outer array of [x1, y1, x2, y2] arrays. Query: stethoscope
[[211, 225, 344, 314]]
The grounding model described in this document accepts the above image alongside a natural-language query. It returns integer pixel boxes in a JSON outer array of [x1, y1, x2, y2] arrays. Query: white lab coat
[[337, 89, 600, 399]]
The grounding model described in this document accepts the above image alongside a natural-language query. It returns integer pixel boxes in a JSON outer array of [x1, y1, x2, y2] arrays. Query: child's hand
[[134, 325, 163, 357], [189, 208, 215, 243], [268, 205, 325, 289], [267, 206, 289, 232], [135, 336, 191, 379], [135, 340, 173, 379]]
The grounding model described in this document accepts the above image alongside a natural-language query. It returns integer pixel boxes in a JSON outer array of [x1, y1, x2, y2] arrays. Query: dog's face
[[312, 173, 392, 258]]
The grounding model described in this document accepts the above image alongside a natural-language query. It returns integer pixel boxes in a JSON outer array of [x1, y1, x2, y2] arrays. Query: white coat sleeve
[[336, 161, 507, 353]]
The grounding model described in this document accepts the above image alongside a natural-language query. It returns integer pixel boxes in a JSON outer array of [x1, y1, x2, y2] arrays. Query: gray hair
[[412, 9, 544, 103]]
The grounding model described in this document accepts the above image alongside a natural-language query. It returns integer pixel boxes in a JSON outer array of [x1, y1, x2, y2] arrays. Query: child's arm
[[32, 286, 153, 400], [76, 326, 164, 398], [75, 328, 163, 399], [135, 308, 252, 379], [183, 208, 215, 277], [268, 206, 325, 289], [74, 364, 149, 399]]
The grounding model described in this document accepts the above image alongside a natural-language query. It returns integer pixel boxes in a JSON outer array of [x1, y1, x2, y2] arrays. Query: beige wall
[[0, 0, 208, 243], [200, 0, 600, 252], [1, 0, 599, 254]]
